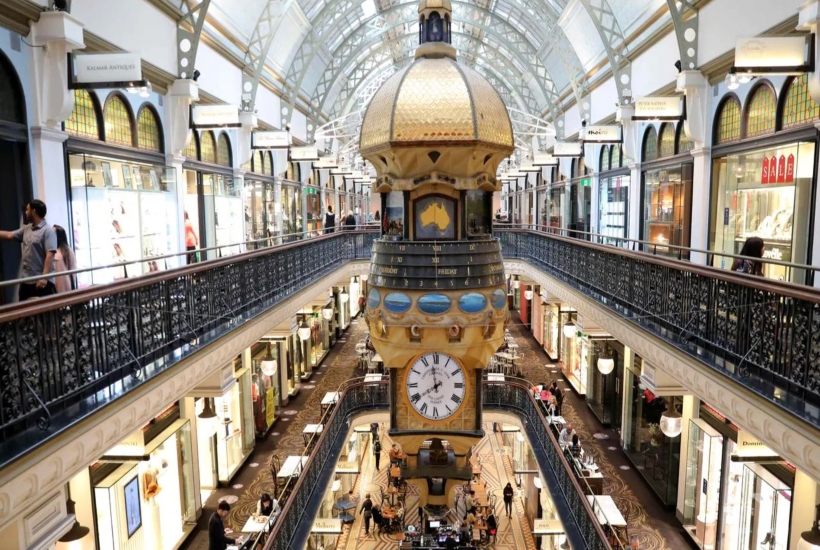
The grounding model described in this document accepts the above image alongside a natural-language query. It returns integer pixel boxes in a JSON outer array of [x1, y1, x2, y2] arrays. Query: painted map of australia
[[420, 201, 450, 233]]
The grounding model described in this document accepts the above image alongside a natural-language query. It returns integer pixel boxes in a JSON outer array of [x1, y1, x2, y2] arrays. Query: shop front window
[[281, 184, 302, 239], [543, 304, 559, 360], [586, 340, 623, 429], [683, 419, 724, 549], [622, 365, 681, 506], [244, 179, 274, 248], [598, 174, 629, 242], [211, 174, 243, 255], [710, 142, 814, 282], [642, 164, 693, 257], [69, 152, 179, 286], [548, 185, 565, 232], [305, 186, 321, 234]]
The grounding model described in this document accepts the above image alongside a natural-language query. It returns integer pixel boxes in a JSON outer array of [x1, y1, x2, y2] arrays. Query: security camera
[[52, 0, 68, 11], [674, 60, 682, 73], [192, 69, 201, 82], [285, 123, 292, 132]]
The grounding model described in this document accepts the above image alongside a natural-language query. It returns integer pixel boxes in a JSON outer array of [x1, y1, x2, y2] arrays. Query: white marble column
[[689, 147, 712, 265]]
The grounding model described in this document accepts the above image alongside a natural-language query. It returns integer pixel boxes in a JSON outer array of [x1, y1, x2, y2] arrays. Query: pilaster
[[676, 71, 710, 149], [30, 127, 70, 231], [167, 79, 199, 156], [689, 146, 712, 265], [167, 152, 187, 262], [628, 161, 641, 242]]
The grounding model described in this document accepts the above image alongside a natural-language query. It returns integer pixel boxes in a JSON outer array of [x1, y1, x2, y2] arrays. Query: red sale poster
[[786, 154, 795, 183], [761, 157, 769, 184], [771, 156, 778, 182], [777, 155, 786, 183]]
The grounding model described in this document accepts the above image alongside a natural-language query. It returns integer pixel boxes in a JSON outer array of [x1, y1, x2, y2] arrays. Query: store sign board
[[312, 518, 343, 534], [533, 519, 563, 534], [105, 430, 145, 457], [192, 104, 240, 128], [291, 146, 319, 161], [335, 461, 358, 473], [253, 131, 289, 149], [634, 96, 683, 119], [553, 142, 583, 157], [583, 125, 622, 144], [533, 153, 559, 166], [735, 37, 806, 69], [74, 53, 143, 84], [735, 430, 779, 458]]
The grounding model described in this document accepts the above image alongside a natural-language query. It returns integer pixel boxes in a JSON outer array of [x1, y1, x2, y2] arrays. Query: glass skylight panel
[[558, 0, 605, 72], [361, 0, 377, 18], [611, 0, 664, 36]]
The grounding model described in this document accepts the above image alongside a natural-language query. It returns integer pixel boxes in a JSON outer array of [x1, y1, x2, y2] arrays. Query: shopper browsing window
[[325, 205, 336, 234], [0, 200, 57, 301], [732, 237, 765, 276]]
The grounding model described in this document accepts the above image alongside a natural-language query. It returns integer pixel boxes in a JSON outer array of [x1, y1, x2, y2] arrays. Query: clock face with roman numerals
[[405, 352, 466, 421]]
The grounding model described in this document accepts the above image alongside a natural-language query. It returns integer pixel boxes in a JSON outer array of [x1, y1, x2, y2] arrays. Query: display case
[[69, 152, 179, 287], [281, 183, 303, 239], [683, 419, 724, 550], [210, 174, 243, 256], [710, 142, 813, 282], [548, 186, 565, 231], [543, 304, 559, 361], [642, 164, 693, 256]]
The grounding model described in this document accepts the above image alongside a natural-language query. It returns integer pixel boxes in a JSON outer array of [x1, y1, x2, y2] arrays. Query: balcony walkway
[[509, 320, 689, 550]]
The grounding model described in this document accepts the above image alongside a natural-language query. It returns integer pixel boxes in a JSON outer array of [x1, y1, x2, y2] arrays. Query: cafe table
[[241, 515, 269, 533], [303, 424, 324, 447], [321, 392, 340, 415], [586, 495, 627, 527], [278, 456, 308, 478]]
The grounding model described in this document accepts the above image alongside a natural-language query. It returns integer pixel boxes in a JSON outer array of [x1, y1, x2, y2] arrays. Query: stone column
[[27, 11, 85, 231], [628, 162, 641, 244], [689, 147, 712, 265], [166, 153, 187, 266]]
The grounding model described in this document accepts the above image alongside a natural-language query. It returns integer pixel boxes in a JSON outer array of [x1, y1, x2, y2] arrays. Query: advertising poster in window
[[124, 475, 142, 538]]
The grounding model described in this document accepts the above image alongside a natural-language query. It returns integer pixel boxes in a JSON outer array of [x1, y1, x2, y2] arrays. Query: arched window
[[715, 97, 741, 145], [0, 54, 26, 125], [642, 126, 658, 162], [200, 131, 216, 163], [262, 151, 272, 175], [103, 94, 134, 146], [252, 150, 263, 173], [267, 152, 274, 175], [677, 123, 694, 154], [611, 143, 622, 168], [65, 89, 100, 139], [781, 74, 820, 130], [217, 133, 232, 166], [658, 123, 676, 158], [744, 84, 776, 138], [600, 145, 611, 171], [184, 130, 199, 159], [136, 105, 162, 152]]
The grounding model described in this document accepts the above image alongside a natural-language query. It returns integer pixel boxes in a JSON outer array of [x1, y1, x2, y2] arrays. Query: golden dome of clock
[[358, 0, 514, 189]]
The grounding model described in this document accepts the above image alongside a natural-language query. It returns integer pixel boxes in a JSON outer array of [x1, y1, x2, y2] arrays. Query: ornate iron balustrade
[[263, 379, 613, 550], [497, 228, 820, 428], [0, 231, 378, 466]]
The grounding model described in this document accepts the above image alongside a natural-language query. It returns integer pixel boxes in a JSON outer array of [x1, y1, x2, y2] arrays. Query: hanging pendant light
[[340, 287, 349, 303], [524, 289, 533, 301], [260, 344, 277, 376], [298, 319, 312, 341], [798, 505, 820, 550], [197, 398, 218, 436], [563, 323, 576, 338], [660, 405, 683, 438], [597, 341, 614, 374], [322, 306, 334, 320], [58, 485, 90, 543], [513, 277, 520, 289]]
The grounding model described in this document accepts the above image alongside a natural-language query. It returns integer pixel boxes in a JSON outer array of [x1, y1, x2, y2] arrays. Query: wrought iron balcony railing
[[258, 377, 617, 550], [0, 230, 378, 468], [496, 228, 820, 429]]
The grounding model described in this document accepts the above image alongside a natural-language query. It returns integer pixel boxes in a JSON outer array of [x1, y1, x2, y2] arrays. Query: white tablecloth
[[586, 495, 627, 526], [278, 456, 308, 478], [321, 392, 340, 405]]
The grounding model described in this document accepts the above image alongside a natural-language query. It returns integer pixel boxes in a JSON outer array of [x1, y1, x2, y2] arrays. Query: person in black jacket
[[373, 438, 382, 471], [209, 501, 236, 550], [344, 211, 356, 230], [503, 482, 514, 517], [360, 493, 374, 536], [324, 206, 336, 234]]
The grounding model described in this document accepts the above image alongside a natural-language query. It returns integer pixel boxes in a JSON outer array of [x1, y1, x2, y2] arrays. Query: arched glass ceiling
[[201, 0, 671, 130]]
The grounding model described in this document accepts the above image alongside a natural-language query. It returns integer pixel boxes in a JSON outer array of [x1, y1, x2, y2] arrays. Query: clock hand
[[420, 381, 443, 398]]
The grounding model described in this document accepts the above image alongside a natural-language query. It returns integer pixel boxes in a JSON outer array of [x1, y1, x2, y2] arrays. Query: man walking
[[0, 200, 58, 301], [208, 501, 236, 550]]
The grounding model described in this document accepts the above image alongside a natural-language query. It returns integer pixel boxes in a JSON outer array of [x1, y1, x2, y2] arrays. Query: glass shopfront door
[[598, 174, 629, 242], [642, 163, 693, 257]]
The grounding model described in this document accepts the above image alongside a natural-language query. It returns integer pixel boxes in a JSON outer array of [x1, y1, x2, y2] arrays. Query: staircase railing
[[0, 230, 378, 467], [496, 227, 820, 429]]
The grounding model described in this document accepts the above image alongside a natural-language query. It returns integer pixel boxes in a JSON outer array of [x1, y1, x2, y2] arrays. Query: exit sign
[[580, 177, 591, 187]]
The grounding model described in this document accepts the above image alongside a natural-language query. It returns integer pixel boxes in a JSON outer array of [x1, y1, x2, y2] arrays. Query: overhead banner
[[192, 104, 240, 128], [252, 131, 290, 149], [533, 153, 559, 166], [634, 96, 683, 120], [290, 146, 319, 161], [583, 125, 622, 144], [553, 141, 583, 157], [735, 36, 807, 70], [71, 53, 144, 89]]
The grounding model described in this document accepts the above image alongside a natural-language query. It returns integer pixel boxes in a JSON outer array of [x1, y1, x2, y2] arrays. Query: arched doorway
[[0, 51, 32, 305]]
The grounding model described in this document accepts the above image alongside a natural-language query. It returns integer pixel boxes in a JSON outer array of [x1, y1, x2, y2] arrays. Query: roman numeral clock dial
[[405, 352, 466, 421]]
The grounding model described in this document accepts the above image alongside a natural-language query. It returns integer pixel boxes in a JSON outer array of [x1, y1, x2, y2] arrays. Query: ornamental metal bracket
[[577, 0, 633, 106], [666, 0, 699, 72], [22, 368, 52, 431], [176, 0, 211, 79]]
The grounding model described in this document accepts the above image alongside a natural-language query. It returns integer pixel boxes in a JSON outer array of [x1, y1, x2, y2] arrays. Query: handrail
[[0, 225, 379, 290], [496, 228, 820, 429], [0, 230, 379, 466], [497, 222, 819, 275]]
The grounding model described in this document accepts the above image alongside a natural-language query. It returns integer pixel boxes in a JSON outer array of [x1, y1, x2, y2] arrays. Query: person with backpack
[[373, 439, 382, 471]]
